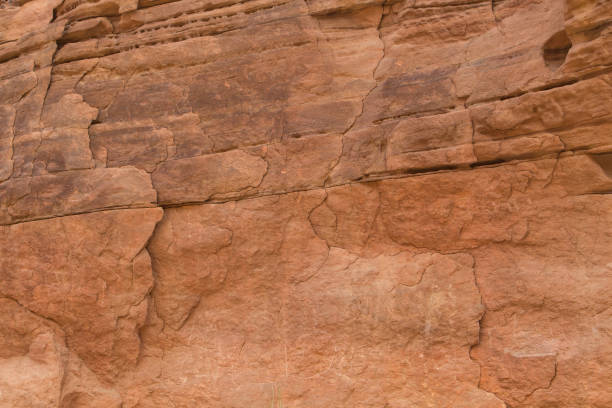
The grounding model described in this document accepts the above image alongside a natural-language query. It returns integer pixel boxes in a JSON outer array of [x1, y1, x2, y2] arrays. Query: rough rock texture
[[0, 0, 611, 406]]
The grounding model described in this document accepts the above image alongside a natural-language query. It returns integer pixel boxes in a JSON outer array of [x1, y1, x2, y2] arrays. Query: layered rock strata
[[0, 0, 611, 406]]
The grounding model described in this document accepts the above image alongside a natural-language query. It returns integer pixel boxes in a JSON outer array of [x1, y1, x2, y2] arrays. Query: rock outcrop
[[1, 0, 611, 406]]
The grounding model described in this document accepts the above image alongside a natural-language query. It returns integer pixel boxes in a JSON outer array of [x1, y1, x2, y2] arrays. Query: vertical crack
[[491, 0, 504, 35], [467, 252, 509, 407], [325, 1, 388, 185], [345, 0, 387, 133]]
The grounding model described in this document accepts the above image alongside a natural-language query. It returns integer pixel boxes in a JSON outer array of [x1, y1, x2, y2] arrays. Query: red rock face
[[0, 0, 611, 406]]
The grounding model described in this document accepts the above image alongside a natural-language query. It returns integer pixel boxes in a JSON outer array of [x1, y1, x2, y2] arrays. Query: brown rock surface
[[0, 0, 611, 406]]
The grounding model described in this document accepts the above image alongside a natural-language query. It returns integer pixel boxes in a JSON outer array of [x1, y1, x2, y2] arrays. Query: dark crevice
[[359, 164, 459, 179], [499, 78, 579, 101], [470, 159, 505, 168]]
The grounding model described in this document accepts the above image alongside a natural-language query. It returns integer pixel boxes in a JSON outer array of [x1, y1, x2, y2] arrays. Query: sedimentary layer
[[0, 0, 611, 406]]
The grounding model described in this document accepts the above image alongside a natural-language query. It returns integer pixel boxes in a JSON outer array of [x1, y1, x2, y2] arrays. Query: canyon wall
[[1, 0, 611, 406]]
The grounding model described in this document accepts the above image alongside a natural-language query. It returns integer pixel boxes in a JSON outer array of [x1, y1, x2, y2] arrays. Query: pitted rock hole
[[591, 153, 612, 178], [543, 30, 572, 70]]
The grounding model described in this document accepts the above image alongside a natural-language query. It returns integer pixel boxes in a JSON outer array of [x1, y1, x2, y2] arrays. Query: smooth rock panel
[[0, 208, 163, 382], [144, 190, 501, 407]]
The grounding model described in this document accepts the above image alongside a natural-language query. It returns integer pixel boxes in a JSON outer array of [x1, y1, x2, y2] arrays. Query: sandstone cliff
[[0, 0, 611, 406]]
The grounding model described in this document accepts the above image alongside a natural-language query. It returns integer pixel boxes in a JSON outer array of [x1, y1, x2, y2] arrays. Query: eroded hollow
[[543, 29, 572, 70], [590, 153, 612, 178]]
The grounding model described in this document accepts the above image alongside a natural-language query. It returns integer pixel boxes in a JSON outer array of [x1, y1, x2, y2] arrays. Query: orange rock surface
[[0, 0, 611, 406]]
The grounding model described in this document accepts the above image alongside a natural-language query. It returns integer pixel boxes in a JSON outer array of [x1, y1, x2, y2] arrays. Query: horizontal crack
[[3, 144, 606, 226], [0, 204, 159, 227]]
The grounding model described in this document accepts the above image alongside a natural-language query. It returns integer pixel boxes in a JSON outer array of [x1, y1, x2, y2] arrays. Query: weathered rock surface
[[0, 0, 611, 406]]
